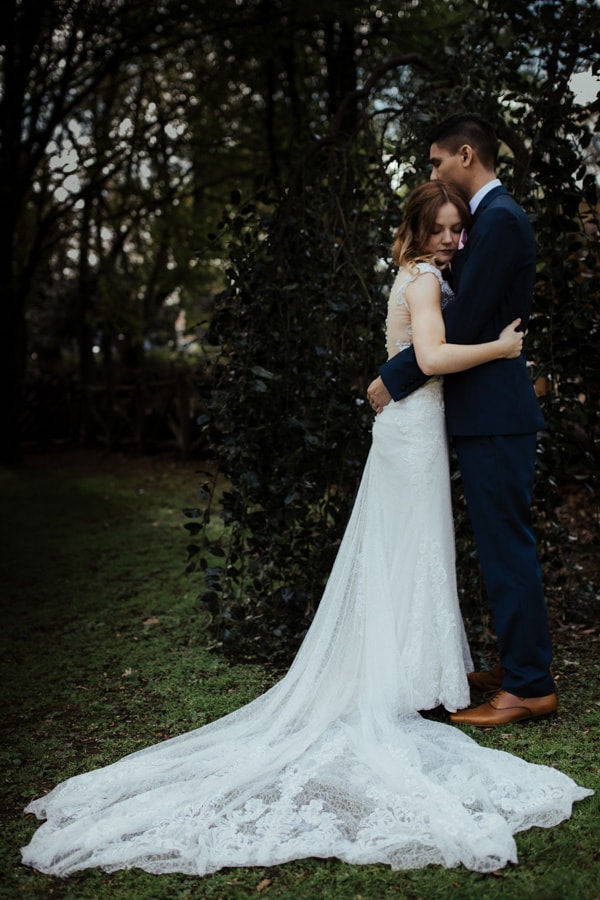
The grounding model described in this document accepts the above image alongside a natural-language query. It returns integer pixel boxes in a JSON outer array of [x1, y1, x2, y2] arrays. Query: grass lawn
[[1, 446, 598, 899]]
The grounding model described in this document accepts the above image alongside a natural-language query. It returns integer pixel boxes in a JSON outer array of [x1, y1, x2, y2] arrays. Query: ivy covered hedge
[[193, 138, 396, 661]]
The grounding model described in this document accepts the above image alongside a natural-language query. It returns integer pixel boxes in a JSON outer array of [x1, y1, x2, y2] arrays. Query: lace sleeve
[[400, 263, 454, 309]]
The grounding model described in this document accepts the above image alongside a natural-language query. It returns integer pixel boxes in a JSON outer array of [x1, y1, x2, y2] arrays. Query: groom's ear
[[459, 144, 475, 167]]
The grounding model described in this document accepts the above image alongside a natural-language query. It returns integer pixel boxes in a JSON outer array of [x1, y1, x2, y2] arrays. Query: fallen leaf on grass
[[256, 878, 272, 891]]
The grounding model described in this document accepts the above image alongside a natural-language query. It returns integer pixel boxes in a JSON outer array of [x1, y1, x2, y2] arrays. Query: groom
[[367, 113, 556, 727]]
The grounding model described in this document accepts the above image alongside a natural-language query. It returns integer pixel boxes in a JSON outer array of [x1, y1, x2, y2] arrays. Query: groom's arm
[[367, 344, 428, 409], [378, 344, 429, 401]]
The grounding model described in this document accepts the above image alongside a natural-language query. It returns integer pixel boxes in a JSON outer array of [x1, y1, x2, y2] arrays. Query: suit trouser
[[453, 433, 555, 697]]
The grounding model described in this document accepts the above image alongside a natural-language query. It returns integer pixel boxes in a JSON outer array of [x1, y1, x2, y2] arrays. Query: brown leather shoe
[[450, 690, 557, 727], [467, 663, 505, 693]]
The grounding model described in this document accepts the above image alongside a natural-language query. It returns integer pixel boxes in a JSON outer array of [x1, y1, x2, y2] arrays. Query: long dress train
[[21, 264, 592, 876]]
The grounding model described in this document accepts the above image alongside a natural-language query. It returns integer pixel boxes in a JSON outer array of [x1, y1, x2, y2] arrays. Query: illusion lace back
[[22, 264, 592, 877]]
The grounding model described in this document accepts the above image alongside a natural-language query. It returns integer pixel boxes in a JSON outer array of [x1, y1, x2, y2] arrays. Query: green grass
[[1, 447, 598, 899]]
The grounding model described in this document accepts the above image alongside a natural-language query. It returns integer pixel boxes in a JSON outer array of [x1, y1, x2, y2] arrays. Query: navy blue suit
[[379, 185, 554, 697]]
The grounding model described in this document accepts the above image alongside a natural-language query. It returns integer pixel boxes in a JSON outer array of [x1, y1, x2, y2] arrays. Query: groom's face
[[429, 142, 468, 193]]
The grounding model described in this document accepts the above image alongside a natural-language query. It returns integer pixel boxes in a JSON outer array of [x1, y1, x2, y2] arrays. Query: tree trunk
[[0, 192, 26, 464]]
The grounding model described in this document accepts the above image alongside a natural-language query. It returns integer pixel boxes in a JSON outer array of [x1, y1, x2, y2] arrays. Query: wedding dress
[[22, 264, 592, 877]]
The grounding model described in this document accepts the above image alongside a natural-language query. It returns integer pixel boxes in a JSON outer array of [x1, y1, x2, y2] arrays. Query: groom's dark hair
[[428, 114, 498, 170]]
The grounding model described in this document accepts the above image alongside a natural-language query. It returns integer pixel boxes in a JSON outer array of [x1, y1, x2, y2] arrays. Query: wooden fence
[[20, 370, 207, 458]]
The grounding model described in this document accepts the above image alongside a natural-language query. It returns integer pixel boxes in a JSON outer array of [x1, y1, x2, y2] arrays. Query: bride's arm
[[407, 273, 523, 377]]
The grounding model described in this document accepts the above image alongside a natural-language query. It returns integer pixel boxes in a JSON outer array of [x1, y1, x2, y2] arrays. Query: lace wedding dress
[[22, 264, 592, 877]]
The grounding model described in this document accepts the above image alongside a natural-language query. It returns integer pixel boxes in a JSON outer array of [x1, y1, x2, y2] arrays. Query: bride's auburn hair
[[392, 181, 471, 268]]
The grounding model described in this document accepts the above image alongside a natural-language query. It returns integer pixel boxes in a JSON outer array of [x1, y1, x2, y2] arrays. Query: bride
[[21, 182, 591, 877]]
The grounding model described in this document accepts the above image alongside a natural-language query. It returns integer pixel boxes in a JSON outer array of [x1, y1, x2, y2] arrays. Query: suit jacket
[[379, 185, 546, 436]]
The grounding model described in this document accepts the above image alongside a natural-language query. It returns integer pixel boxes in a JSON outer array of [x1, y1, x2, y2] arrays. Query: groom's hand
[[367, 377, 392, 414]]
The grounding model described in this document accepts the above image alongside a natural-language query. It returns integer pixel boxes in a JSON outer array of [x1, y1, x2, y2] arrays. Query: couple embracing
[[21, 114, 591, 878], [368, 112, 556, 727]]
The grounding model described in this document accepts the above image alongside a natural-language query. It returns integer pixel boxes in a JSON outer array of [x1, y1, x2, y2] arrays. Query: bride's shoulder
[[396, 261, 442, 282], [412, 261, 444, 281], [391, 264, 442, 309], [396, 263, 442, 291]]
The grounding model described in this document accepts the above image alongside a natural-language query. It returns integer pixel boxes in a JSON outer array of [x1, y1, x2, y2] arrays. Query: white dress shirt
[[469, 178, 502, 214]]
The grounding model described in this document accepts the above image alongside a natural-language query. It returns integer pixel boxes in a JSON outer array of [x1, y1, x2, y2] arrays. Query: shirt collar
[[469, 178, 502, 214]]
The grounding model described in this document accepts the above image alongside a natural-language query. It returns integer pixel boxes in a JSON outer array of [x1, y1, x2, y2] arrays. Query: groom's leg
[[454, 434, 555, 698]]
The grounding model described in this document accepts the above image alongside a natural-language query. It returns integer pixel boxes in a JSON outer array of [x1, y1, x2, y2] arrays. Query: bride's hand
[[498, 318, 524, 358]]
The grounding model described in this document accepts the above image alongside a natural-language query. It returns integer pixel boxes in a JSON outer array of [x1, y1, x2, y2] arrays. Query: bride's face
[[425, 202, 463, 266]]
